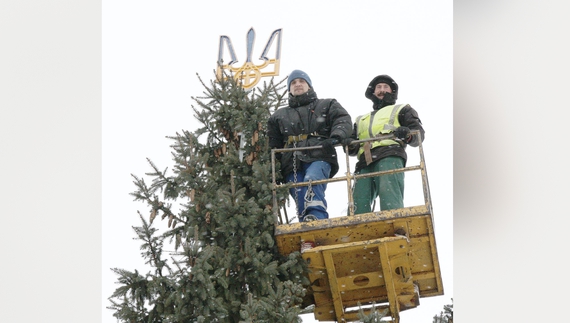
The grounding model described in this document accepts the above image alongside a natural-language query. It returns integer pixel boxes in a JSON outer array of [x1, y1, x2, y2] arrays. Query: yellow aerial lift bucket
[[271, 132, 443, 323]]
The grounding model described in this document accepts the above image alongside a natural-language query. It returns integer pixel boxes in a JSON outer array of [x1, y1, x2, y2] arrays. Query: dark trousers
[[353, 156, 405, 214]]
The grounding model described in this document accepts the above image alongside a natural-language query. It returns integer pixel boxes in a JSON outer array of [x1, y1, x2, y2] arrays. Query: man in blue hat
[[267, 69, 352, 222]]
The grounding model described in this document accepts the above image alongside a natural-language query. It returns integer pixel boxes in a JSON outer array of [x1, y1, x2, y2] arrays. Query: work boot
[[303, 214, 318, 222]]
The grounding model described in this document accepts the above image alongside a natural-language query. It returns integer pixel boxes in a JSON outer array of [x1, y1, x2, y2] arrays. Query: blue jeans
[[285, 161, 331, 221]]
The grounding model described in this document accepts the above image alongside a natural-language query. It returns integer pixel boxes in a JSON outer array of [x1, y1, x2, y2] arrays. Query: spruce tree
[[432, 298, 453, 323], [353, 302, 390, 323], [108, 71, 309, 323]]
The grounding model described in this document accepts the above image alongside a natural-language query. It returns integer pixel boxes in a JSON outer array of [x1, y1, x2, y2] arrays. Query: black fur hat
[[365, 75, 398, 109], [365, 74, 398, 100]]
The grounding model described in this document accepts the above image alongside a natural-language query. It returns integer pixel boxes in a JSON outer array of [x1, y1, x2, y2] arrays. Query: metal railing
[[270, 130, 432, 225]]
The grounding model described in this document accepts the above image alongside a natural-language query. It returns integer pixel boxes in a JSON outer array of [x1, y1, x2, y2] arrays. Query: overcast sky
[[6, 1, 570, 323], [102, 1, 453, 322], [5, 1, 570, 323]]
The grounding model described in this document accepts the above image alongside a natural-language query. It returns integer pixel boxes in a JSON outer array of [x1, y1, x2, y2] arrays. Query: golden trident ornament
[[216, 28, 282, 89]]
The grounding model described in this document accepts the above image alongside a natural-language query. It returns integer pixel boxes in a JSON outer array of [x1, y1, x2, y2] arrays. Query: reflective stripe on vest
[[355, 104, 405, 159]]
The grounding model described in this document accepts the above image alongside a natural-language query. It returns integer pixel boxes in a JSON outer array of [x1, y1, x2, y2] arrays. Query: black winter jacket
[[267, 88, 352, 179], [348, 104, 425, 172]]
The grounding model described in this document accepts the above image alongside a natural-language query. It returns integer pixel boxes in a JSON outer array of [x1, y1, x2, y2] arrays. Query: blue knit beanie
[[287, 69, 312, 90]]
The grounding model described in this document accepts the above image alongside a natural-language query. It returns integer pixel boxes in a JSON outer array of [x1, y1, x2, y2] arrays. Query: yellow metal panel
[[275, 208, 443, 322], [298, 237, 420, 322], [322, 249, 343, 321]]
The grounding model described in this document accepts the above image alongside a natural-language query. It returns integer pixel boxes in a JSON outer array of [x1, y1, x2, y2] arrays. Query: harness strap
[[364, 141, 373, 165], [287, 134, 309, 144], [286, 132, 326, 145]]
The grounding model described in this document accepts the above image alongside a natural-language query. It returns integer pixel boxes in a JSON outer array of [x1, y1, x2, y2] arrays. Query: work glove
[[321, 137, 339, 153], [342, 138, 359, 156], [341, 138, 355, 147], [393, 126, 411, 140]]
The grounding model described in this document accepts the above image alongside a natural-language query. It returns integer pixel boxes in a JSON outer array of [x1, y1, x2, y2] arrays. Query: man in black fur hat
[[345, 74, 425, 213]]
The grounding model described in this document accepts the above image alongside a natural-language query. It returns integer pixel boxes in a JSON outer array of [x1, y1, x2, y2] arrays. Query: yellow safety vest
[[355, 104, 406, 159]]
